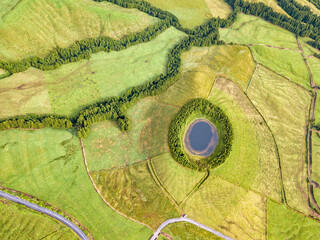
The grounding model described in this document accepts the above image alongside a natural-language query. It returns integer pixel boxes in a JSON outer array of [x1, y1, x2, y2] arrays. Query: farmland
[[0, 196, 77, 240], [138, 0, 231, 29], [0, 0, 158, 61], [0, 128, 152, 240], [0, 0, 320, 239]]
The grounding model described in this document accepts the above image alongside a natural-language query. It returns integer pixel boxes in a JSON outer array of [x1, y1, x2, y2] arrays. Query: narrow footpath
[[0, 190, 89, 240], [149, 216, 234, 240]]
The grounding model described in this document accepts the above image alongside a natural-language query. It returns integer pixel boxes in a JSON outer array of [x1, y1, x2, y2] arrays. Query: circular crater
[[184, 119, 218, 157], [168, 98, 233, 171]]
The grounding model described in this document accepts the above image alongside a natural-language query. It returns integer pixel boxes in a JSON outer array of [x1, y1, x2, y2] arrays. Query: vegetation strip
[[0, 0, 320, 140], [0, 190, 89, 240]]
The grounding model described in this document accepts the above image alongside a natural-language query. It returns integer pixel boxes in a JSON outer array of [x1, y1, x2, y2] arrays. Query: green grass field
[[209, 77, 282, 201], [0, 27, 185, 118], [0, 68, 51, 119], [0, 128, 153, 240], [250, 45, 310, 88], [43, 27, 185, 116], [138, 0, 231, 29], [0, 0, 158, 61], [311, 133, 320, 184], [163, 221, 222, 240], [182, 176, 267, 240], [220, 14, 299, 49], [157, 45, 255, 102], [150, 153, 206, 204], [267, 199, 320, 239], [91, 161, 180, 228], [307, 57, 320, 86], [247, 64, 312, 215], [83, 97, 178, 172], [315, 90, 320, 125], [0, 196, 78, 240]]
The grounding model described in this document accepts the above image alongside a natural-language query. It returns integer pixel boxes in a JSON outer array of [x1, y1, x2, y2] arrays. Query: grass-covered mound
[[168, 98, 233, 171]]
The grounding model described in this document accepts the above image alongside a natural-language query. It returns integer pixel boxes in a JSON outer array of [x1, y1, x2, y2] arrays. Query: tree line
[[226, 0, 320, 50], [308, 0, 320, 9], [1, 0, 318, 138], [168, 98, 234, 171], [0, 115, 73, 131]]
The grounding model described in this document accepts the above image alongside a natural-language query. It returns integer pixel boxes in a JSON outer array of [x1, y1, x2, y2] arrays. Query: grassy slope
[[267, 199, 320, 239], [182, 176, 267, 240], [209, 78, 282, 201], [307, 57, 320, 86], [163, 221, 222, 240], [247, 64, 312, 215], [312, 133, 320, 205], [0, 128, 152, 240], [138, 0, 231, 29], [0, 0, 157, 61], [295, 0, 320, 16], [44, 27, 185, 116], [150, 153, 206, 204], [220, 14, 299, 49], [0, 197, 78, 240], [0, 27, 185, 119], [0, 0, 20, 20], [0, 68, 51, 119], [83, 97, 178, 172], [250, 45, 310, 88], [91, 161, 180, 228], [156, 45, 255, 105], [316, 90, 320, 125]]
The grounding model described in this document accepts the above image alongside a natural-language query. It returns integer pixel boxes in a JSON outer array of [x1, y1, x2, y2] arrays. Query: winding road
[[149, 216, 234, 240], [0, 190, 89, 240]]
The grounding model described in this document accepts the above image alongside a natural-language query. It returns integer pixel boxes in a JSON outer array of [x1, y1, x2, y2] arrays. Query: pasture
[[91, 161, 180, 228], [220, 14, 298, 49], [44, 27, 185, 116], [247, 64, 312, 214], [83, 97, 178, 171], [267, 199, 320, 239], [250, 45, 310, 88], [182, 176, 267, 240], [150, 153, 206, 204], [163, 221, 222, 240], [0, 0, 157, 61], [0, 128, 152, 240], [138, 0, 231, 29], [209, 78, 282, 201], [0, 197, 77, 240]]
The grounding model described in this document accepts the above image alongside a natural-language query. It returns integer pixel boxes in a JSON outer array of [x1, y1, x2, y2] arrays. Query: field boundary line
[[245, 63, 258, 92], [248, 46, 312, 92], [79, 138, 155, 231], [247, 43, 302, 52], [243, 90, 288, 206], [147, 158, 182, 214], [297, 37, 320, 217], [179, 170, 210, 206]]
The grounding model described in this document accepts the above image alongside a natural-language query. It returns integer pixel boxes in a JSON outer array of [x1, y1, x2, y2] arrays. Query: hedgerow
[[168, 98, 233, 171], [0, 0, 319, 138]]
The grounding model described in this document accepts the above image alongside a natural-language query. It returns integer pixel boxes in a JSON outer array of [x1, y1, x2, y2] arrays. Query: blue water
[[189, 122, 213, 151], [185, 120, 219, 157]]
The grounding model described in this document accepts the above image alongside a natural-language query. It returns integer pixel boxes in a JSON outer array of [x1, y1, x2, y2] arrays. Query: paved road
[[0, 190, 89, 240], [149, 216, 234, 240]]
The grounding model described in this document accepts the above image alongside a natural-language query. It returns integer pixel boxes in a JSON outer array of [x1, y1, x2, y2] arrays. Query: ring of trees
[[168, 98, 234, 171]]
